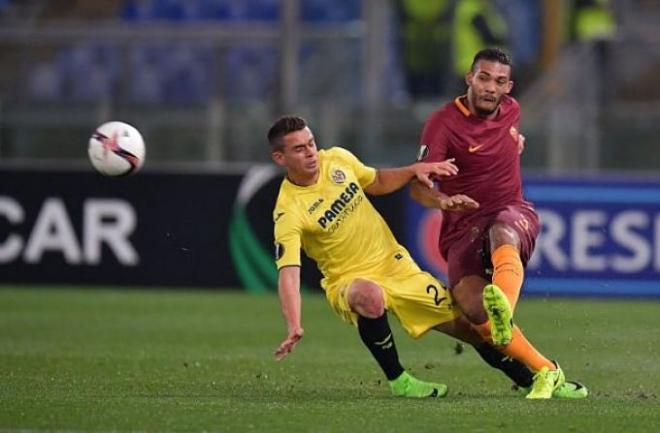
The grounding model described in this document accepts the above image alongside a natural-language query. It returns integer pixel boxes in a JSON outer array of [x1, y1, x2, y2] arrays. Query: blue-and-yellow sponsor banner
[[405, 176, 660, 297]]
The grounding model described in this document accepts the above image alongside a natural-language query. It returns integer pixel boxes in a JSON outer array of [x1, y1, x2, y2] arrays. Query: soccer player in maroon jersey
[[410, 48, 587, 399]]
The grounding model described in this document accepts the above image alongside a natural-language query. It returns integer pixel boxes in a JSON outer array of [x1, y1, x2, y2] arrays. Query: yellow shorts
[[324, 259, 461, 339]]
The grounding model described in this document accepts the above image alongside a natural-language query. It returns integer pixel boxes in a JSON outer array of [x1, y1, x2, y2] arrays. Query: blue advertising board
[[405, 176, 660, 297]]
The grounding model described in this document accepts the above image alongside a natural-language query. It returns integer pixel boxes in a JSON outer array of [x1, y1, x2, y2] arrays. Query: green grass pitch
[[1, 286, 659, 432]]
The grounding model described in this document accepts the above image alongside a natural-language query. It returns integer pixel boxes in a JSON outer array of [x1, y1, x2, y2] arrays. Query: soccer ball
[[88, 121, 145, 176]]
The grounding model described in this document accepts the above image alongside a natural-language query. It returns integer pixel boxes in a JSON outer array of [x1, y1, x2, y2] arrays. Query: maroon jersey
[[418, 95, 534, 258]]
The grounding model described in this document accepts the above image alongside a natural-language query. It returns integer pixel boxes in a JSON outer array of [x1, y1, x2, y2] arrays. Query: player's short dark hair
[[267, 115, 307, 151], [470, 47, 513, 73]]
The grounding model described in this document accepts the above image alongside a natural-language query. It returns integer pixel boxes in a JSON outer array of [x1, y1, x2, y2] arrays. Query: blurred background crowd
[[0, 0, 657, 172]]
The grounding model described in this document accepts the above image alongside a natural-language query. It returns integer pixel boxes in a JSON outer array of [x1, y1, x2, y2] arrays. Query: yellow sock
[[492, 244, 524, 310]]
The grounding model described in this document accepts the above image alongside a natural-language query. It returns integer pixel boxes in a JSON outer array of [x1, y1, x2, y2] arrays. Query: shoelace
[[531, 369, 553, 394]]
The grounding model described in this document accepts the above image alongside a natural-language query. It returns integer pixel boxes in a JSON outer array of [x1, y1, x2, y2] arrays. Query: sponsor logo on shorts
[[514, 217, 530, 231]]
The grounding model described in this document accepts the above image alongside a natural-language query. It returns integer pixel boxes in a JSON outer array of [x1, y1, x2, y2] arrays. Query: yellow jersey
[[273, 147, 410, 290]]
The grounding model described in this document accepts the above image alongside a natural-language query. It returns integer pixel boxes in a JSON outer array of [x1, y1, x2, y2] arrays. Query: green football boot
[[526, 363, 566, 399], [517, 381, 589, 399], [483, 284, 513, 346], [552, 381, 589, 399], [389, 371, 448, 398]]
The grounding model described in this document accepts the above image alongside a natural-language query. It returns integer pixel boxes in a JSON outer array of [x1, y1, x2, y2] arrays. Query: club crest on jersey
[[417, 145, 429, 161], [331, 169, 346, 184]]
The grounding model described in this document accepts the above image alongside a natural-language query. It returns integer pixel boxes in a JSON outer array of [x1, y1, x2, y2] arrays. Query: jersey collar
[[454, 95, 471, 117]]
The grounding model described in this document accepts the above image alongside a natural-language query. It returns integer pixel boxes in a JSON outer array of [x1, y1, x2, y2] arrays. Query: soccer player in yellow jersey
[[269, 115, 540, 398]]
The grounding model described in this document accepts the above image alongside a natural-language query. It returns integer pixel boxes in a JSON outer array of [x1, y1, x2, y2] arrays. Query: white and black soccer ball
[[88, 121, 145, 176]]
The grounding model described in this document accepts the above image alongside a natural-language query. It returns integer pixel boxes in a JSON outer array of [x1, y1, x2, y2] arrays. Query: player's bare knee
[[461, 299, 487, 324], [348, 279, 385, 318], [453, 277, 488, 324], [489, 223, 520, 250]]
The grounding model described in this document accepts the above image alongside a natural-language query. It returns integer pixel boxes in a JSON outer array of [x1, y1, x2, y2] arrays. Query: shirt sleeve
[[419, 114, 449, 162], [273, 207, 302, 269], [332, 147, 377, 188], [512, 100, 521, 129]]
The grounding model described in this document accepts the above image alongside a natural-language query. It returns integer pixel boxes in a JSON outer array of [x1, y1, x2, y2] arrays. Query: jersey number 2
[[426, 284, 446, 306]]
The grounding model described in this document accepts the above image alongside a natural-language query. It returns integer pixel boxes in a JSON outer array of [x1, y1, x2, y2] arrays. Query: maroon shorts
[[444, 205, 540, 288]]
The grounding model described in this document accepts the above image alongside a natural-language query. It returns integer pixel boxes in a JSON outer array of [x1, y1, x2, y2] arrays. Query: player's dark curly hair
[[267, 115, 307, 151], [470, 47, 513, 73]]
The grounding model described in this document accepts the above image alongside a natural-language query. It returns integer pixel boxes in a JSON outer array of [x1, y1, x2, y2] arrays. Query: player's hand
[[517, 133, 526, 155], [274, 327, 304, 361], [439, 194, 479, 211], [413, 159, 458, 188]]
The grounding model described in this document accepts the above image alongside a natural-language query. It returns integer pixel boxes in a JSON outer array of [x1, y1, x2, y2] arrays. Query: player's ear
[[505, 80, 514, 94], [465, 71, 473, 88], [271, 150, 286, 167]]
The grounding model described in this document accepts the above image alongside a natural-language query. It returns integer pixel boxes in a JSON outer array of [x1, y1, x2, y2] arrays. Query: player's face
[[466, 60, 513, 116], [272, 127, 319, 180]]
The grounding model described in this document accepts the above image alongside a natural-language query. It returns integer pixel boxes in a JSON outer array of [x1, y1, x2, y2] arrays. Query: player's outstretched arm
[[409, 179, 480, 211], [409, 178, 446, 208], [365, 159, 458, 196], [274, 266, 304, 361]]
